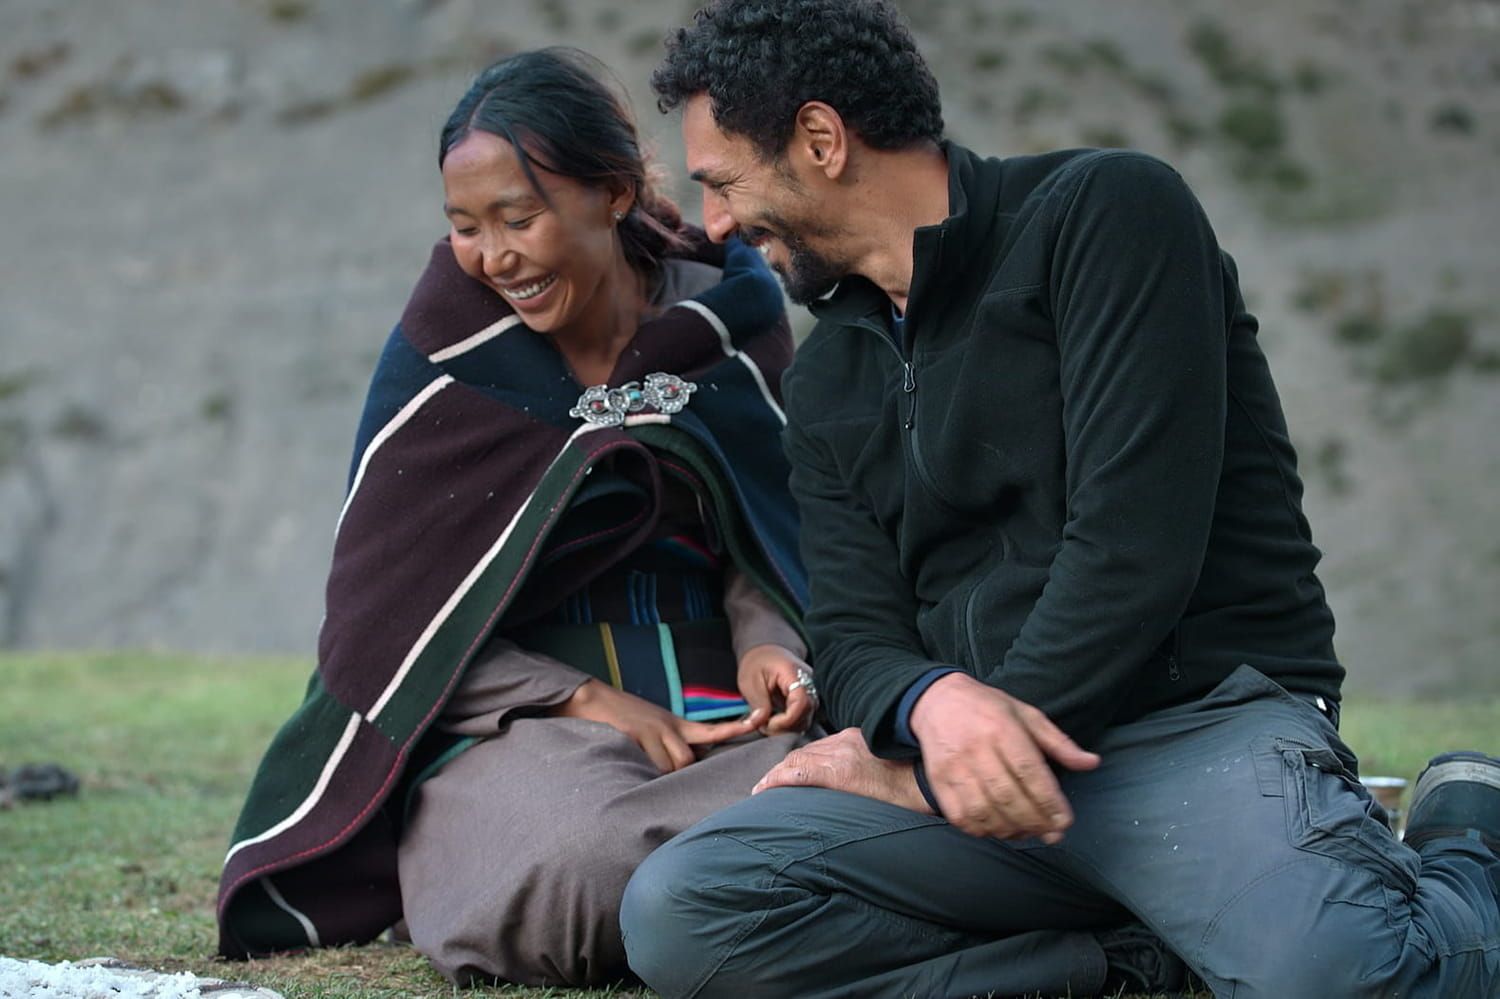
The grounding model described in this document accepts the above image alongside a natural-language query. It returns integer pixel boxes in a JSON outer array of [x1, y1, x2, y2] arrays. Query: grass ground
[[1, 652, 1496, 998]]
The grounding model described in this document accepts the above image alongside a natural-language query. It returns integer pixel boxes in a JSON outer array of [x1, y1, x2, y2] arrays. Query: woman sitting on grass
[[216, 48, 816, 988]]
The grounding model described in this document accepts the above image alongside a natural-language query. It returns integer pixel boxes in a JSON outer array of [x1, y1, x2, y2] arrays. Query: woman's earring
[[612, 210, 625, 223]]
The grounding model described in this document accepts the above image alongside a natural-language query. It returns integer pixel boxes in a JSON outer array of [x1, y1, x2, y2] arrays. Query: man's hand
[[752, 727, 933, 813], [909, 672, 1100, 843], [548, 679, 765, 773], [737, 643, 817, 735]]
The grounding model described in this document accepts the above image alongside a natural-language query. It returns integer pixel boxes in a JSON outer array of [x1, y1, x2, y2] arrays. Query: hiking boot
[[1097, 923, 1204, 997], [1404, 751, 1500, 854]]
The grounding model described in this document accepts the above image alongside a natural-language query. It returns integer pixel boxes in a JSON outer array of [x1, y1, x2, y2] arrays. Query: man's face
[[682, 95, 849, 305]]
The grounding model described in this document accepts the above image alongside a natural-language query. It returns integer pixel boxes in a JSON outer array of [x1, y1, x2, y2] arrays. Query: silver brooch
[[568, 372, 697, 427]]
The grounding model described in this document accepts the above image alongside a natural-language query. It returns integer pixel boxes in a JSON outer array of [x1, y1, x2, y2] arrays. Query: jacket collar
[[809, 140, 1000, 327]]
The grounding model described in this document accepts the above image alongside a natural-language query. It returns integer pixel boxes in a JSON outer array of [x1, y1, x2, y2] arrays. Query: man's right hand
[[909, 672, 1100, 842], [548, 679, 765, 774]]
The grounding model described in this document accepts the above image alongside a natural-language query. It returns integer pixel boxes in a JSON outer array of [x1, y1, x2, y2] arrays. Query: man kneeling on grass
[[619, 2, 1500, 996]]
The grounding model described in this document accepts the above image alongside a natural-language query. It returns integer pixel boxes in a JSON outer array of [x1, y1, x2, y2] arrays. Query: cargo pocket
[[1254, 734, 1419, 897]]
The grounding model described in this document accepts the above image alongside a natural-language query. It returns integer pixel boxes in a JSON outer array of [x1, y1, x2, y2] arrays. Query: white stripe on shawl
[[224, 713, 362, 865], [675, 299, 786, 426], [335, 375, 454, 536], [229, 350, 758, 861], [678, 298, 736, 357], [428, 315, 523, 363], [260, 876, 322, 948], [228, 404, 592, 861], [367, 420, 598, 721]]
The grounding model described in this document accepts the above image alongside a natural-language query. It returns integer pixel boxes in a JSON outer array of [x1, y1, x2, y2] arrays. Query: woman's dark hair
[[652, 0, 943, 161], [441, 48, 688, 277]]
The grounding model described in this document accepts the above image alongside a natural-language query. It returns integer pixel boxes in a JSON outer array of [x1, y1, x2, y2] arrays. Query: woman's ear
[[607, 184, 636, 224]]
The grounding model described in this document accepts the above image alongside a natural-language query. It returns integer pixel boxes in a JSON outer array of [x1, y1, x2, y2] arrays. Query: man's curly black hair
[[652, 0, 944, 160]]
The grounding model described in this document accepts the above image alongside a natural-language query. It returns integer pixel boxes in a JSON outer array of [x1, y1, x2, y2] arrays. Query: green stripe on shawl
[[228, 673, 363, 844], [632, 423, 807, 637], [366, 441, 599, 744], [221, 878, 313, 957]]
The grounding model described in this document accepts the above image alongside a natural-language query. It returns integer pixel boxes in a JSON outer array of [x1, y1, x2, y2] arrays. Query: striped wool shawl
[[216, 235, 807, 957]]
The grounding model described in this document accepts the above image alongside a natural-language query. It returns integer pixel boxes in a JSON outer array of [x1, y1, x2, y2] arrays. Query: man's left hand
[[737, 643, 818, 735], [752, 728, 934, 813]]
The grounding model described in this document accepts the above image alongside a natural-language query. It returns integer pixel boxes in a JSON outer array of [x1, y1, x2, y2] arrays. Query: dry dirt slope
[[0, 0, 1497, 697]]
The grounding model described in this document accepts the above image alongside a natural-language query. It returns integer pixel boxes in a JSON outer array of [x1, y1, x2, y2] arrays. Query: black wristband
[[913, 759, 943, 816]]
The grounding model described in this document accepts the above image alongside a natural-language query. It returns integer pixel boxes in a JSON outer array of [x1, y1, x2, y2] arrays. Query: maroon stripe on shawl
[[619, 308, 794, 397], [733, 316, 795, 405], [222, 434, 647, 951], [613, 309, 727, 384], [317, 382, 570, 714], [399, 234, 732, 360], [399, 240, 512, 357]]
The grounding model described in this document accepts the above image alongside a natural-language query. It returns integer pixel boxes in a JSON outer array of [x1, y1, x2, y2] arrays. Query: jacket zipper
[[849, 318, 952, 507], [851, 318, 915, 425]]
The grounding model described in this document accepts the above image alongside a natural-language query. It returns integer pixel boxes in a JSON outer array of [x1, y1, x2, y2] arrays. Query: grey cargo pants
[[621, 666, 1500, 997]]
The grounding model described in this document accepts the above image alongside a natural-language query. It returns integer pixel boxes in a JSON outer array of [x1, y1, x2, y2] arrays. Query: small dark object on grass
[[5, 762, 82, 802]]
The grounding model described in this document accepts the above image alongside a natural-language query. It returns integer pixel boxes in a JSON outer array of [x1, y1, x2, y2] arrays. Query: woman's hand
[[737, 643, 817, 736], [547, 679, 765, 773]]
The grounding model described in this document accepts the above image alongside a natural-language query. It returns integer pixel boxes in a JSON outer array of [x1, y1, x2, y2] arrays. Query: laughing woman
[[216, 48, 815, 987]]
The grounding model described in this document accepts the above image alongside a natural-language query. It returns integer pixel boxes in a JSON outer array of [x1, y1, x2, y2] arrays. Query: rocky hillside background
[[1, 0, 1497, 697]]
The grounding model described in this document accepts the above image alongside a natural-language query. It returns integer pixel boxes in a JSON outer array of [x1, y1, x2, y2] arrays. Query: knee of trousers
[[621, 828, 773, 999], [403, 821, 645, 987], [1197, 859, 1423, 997]]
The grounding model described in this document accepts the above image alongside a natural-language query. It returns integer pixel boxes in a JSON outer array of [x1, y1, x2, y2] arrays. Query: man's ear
[[790, 101, 848, 181]]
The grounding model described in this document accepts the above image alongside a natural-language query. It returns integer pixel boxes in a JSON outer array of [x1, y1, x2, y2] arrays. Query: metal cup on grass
[[1361, 776, 1409, 838]]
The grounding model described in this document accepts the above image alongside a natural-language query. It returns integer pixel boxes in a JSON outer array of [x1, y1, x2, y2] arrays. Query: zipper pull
[[902, 362, 916, 429]]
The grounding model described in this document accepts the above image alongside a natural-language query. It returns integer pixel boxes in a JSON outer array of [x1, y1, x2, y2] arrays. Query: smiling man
[[618, 2, 1500, 998]]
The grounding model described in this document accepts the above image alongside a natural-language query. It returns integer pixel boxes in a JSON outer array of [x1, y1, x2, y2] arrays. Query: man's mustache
[[740, 224, 776, 245]]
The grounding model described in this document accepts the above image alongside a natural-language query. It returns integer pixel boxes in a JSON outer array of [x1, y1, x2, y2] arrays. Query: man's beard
[[745, 218, 845, 306], [777, 234, 845, 306]]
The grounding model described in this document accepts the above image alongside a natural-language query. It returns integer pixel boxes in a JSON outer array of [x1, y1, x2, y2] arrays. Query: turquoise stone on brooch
[[569, 372, 698, 427]]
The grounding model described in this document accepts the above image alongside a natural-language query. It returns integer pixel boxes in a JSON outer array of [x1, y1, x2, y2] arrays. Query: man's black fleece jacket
[[784, 142, 1342, 755]]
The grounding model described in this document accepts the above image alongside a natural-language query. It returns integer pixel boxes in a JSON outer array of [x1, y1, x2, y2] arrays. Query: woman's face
[[442, 131, 632, 342]]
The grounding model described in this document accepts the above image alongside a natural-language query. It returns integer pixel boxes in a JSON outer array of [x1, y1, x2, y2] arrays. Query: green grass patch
[[972, 48, 1009, 73], [1430, 102, 1476, 136], [1185, 20, 1281, 96], [1, 653, 1494, 997], [1328, 305, 1492, 386], [0, 652, 646, 997], [1341, 699, 1500, 780], [1218, 100, 1286, 155], [1372, 310, 1476, 384]]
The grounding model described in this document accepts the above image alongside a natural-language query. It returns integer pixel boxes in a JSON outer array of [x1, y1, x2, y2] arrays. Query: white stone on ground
[[0, 956, 283, 999]]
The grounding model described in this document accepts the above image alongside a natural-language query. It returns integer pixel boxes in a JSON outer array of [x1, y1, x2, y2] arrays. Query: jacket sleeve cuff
[[892, 667, 965, 747]]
